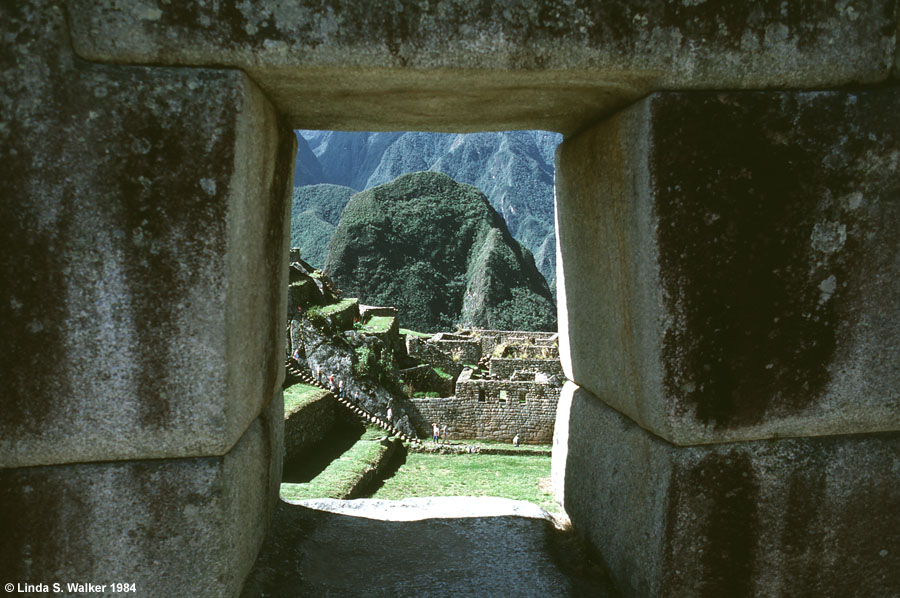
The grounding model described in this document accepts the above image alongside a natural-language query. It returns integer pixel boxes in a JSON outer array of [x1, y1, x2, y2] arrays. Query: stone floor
[[241, 497, 619, 597]]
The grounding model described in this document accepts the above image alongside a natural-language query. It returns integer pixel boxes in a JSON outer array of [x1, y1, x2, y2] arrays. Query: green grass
[[433, 367, 452, 380], [283, 383, 329, 414], [412, 391, 442, 398], [361, 315, 394, 333], [319, 297, 358, 316], [451, 438, 553, 452], [372, 451, 560, 513], [360, 426, 389, 441], [281, 438, 390, 501], [400, 328, 432, 339]]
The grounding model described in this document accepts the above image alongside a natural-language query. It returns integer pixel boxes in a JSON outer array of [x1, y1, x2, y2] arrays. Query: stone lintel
[[556, 88, 900, 445], [65, 0, 896, 134], [552, 383, 900, 598]]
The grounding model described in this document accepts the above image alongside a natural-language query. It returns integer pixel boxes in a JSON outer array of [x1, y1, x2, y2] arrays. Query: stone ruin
[[408, 330, 564, 443], [284, 254, 418, 439], [3, 2, 899, 596]]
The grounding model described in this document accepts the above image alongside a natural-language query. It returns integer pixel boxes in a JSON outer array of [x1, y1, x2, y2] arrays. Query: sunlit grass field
[[371, 450, 560, 513]]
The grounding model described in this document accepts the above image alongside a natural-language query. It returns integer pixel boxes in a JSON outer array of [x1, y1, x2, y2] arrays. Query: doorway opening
[[280, 128, 565, 515]]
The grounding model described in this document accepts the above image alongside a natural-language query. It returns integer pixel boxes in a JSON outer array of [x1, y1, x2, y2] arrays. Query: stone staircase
[[285, 359, 420, 445]]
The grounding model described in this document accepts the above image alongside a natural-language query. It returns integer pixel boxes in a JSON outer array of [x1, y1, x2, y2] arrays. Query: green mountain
[[290, 184, 355, 267], [297, 130, 562, 290], [323, 171, 556, 333]]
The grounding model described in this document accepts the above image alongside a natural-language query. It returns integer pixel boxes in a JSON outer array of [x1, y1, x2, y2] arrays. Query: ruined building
[[2, 2, 898, 597], [408, 330, 563, 443]]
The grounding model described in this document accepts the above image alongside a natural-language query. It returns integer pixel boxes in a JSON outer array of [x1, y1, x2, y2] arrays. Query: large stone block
[[552, 383, 900, 598], [0, 392, 283, 598], [556, 89, 900, 445], [0, 2, 295, 467], [65, 1, 895, 133]]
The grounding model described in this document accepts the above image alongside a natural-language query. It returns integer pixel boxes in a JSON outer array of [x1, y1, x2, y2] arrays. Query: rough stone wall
[[406, 336, 466, 376], [398, 364, 455, 398], [498, 344, 560, 359], [413, 378, 559, 443], [489, 358, 563, 380], [427, 339, 482, 364]]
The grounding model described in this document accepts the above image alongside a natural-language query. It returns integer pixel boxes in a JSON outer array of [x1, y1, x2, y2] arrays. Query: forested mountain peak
[[323, 171, 556, 333], [294, 130, 561, 290]]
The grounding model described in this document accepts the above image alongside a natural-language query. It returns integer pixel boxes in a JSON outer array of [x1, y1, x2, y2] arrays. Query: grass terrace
[[360, 315, 395, 333], [284, 383, 329, 414], [281, 427, 393, 501], [318, 297, 358, 317], [400, 328, 432, 339]]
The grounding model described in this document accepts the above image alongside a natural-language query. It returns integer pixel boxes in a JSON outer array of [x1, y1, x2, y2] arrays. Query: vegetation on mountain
[[290, 184, 355, 267], [296, 130, 561, 290], [324, 171, 556, 333]]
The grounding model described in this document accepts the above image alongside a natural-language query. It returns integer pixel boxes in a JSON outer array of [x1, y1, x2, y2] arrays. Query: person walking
[[513, 433, 520, 448], [432, 423, 440, 445], [441, 423, 448, 444]]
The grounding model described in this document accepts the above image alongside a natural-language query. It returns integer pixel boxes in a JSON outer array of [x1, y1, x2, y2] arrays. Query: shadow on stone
[[241, 498, 619, 597]]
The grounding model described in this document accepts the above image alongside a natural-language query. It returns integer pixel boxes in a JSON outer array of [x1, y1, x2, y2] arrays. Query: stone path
[[241, 497, 618, 597]]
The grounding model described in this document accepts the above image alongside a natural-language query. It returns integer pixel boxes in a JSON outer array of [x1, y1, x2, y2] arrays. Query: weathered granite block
[[552, 383, 900, 598], [65, 1, 895, 133], [0, 1, 294, 467], [556, 89, 900, 445], [0, 393, 283, 598]]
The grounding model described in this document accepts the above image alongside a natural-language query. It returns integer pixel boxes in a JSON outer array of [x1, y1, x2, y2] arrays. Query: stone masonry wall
[[1, 4, 292, 596], [554, 88, 900, 597], [499, 345, 560, 359], [406, 336, 466, 375], [6, 2, 899, 597], [413, 378, 560, 443], [427, 339, 482, 364], [490, 358, 564, 380], [467, 329, 559, 357]]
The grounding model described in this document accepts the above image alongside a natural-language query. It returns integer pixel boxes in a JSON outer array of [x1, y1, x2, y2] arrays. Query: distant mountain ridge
[[294, 130, 562, 290], [289, 184, 356, 268], [324, 171, 556, 333]]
